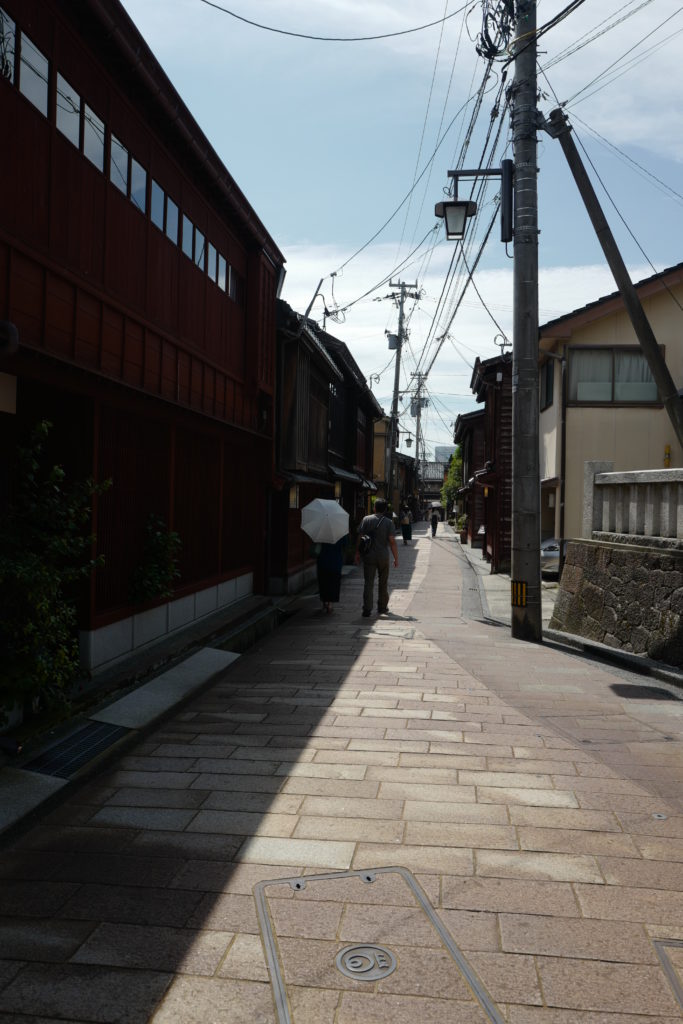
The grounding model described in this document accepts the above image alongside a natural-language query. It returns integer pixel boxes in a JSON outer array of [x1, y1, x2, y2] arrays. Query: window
[[229, 266, 245, 305], [19, 32, 48, 115], [181, 214, 193, 259], [130, 158, 146, 213], [217, 254, 227, 291], [0, 8, 16, 84], [569, 347, 658, 404], [83, 103, 104, 170], [110, 134, 128, 194], [207, 242, 217, 282], [56, 73, 80, 146], [194, 228, 205, 270], [540, 359, 554, 410], [165, 197, 178, 244], [150, 179, 164, 230]]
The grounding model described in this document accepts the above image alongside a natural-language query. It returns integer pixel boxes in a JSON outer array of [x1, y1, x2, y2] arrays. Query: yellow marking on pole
[[511, 580, 527, 607]]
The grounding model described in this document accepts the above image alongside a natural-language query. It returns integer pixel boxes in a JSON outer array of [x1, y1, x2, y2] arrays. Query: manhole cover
[[654, 939, 683, 1010], [254, 866, 504, 1024], [336, 944, 397, 981], [610, 684, 679, 701]]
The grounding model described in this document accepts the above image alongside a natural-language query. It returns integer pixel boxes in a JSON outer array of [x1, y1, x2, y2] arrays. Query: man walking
[[355, 498, 399, 617]]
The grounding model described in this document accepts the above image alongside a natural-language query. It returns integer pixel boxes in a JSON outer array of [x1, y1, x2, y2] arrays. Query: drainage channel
[[254, 866, 505, 1024], [22, 721, 130, 779]]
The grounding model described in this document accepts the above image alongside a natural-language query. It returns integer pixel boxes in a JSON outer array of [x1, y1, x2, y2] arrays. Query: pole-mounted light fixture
[[435, 161, 513, 243], [434, 200, 477, 241]]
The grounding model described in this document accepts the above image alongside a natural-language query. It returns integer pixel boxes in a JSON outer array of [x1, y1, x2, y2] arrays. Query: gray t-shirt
[[360, 513, 394, 559]]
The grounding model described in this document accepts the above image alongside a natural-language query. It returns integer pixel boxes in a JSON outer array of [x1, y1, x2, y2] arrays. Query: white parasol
[[300, 498, 349, 544]]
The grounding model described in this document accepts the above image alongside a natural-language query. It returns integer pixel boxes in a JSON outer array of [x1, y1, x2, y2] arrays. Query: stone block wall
[[550, 538, 683, 667]]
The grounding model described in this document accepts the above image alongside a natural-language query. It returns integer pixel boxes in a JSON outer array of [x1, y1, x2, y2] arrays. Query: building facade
[[0, 0, 285, 671]]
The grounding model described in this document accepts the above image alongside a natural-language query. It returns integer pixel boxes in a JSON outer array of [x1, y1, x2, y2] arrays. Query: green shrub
[[129, 514, 181, 605], [0, 421, 110, 717]]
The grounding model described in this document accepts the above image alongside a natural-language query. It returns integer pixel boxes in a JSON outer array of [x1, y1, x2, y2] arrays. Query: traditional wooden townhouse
[[0, 0, 285, 672]]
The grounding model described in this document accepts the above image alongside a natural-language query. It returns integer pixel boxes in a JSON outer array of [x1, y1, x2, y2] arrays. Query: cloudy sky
[[121, 0, 683, 456]]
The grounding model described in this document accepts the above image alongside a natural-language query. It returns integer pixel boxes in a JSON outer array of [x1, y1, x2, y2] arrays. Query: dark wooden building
[[270, 303, 382, 594], [454, 353, 512, 571], [0, 0, 285, 671]]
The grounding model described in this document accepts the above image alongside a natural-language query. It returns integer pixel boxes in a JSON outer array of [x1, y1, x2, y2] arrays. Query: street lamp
[[434, 200, 477, 241]]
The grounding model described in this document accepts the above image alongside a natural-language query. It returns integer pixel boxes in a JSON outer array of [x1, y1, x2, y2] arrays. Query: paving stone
[[186, 810, 296, 838], [442, 876, 580, 916], [574, 882, 683, 924], [202, 792, 302, 815], [353, 843, 473, 875], [596, 856, 683, 890], [298, 795, 404, 820], [467, 951, 542, 1005], [336, 991, 489, 1023], [236, 836, 355, 869], [281, 777, 380, 799], [150, 976, 276, 1024], [0, 881, 79, 917], [0, 919, 95, 962], [72, 922, 233, 975], [517, 826, 640, 858], [633, 835, 683, 860], [506, 1008, 683, 1024], [104, 787, 210, 810], [499, 913, 658, 962], [404, 822, 518, 850], [402, 800, 509, 824], [217, 933, 269, 981], [60, 883, 204, 927], [476, 787, 578, 808], [378, 782, 476, 803], [0, 963, 172, 1023], [267, 897, 344, 939], [537, 956, 681, 1015], [294, 815, 404, 844], [89, 807, 198, 831], [436, 909, 501, 951], [276, 762, 367, 780], [189, 772, 284, 793], [507, 806, 621, 831]]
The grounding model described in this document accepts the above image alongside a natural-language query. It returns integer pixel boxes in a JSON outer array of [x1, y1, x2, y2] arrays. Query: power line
[[197, 0, 471, 42]]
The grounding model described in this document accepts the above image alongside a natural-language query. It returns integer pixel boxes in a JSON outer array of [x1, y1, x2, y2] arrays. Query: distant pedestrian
[[355, 498, 399, 617], [400, 506, 412, 546], [431, 509, 439, 537], [316, 535, 347, 614]]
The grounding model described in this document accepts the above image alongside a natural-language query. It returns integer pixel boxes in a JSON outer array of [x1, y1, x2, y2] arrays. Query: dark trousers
[[363, 556, 389, 613]]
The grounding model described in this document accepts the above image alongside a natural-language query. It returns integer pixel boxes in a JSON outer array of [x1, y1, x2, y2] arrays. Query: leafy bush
[[0, 421, 110, 716], [129, 514, 181, 605]]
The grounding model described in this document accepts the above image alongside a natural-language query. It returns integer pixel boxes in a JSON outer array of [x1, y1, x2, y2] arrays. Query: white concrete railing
[[584, 462, 683, 540]]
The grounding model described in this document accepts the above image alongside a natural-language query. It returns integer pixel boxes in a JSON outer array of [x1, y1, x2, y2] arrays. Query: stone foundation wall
[[550, 538, 683, 667]]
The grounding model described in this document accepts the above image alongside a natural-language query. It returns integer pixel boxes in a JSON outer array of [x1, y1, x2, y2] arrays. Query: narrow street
[[1, 523, 683, 1023]]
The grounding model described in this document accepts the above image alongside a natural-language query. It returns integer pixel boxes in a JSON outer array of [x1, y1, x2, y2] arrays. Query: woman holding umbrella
[[300, 498, 350, 614]]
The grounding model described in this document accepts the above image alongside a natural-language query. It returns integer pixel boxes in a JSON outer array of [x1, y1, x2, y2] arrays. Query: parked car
[[540, 537, 565, 576]]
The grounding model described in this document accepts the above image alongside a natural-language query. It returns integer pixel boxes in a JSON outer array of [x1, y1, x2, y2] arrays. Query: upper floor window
[[56, 73, 80, 146], [130, 158, 146, 213], [207, 242, 217, 282], [181, 214, 193, 259], [194, 228, 205, 270], [110, 134, 129, 193], [165, 196, 178, 244], [19, 32, 48, 115], [83, 103, 104, 170], [568, 347, 659, 404], [217, 254, 227, 291], [0, 7, 16, 83], [540, 359, 554, 410], [150, 179, 164, 230]]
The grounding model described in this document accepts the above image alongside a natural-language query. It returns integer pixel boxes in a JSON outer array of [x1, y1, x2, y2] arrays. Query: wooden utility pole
[[544, 107, 683, 449], [388, 281, 419, 511], [510, 0, 542, 641]]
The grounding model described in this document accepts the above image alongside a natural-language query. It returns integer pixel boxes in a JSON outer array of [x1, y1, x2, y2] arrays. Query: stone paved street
[[1, 523, 683, 1022]]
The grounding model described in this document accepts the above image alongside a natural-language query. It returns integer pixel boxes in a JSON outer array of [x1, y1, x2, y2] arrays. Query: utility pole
[[510, 0, 542, 641], [411, 371, 428, 498], [388, 280, 419, 511], [544, 107, 683, 449]]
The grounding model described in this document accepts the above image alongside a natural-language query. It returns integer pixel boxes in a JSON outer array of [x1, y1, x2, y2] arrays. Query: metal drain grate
[[610, 684, 679, 701], [23, 721, 130, 779]]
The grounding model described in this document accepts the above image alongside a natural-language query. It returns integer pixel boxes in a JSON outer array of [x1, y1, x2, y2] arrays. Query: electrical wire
[[563, 5, 683, 107], [460, 248, 510, 342], [197, 0, 471, 42], [541, 0, 655, 74]]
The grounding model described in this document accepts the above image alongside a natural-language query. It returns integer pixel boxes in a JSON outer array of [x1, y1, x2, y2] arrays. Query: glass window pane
[[194, 229, 205, 270], [56, 73, 80, 146], [19, 33, 48, 116], [165, 197, 178, 244], [569, 349, 611, 402], [83, 103, 104, 170], [130, 158, 146, 213], [109, 134, 128, 194], [207, 243, 217, 282], [217, 254, 226, 291], [150, 179, 164, 230], [614, 350, 658, 402], [0, 8, 16, 84], [182, 215, 193, 259]]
